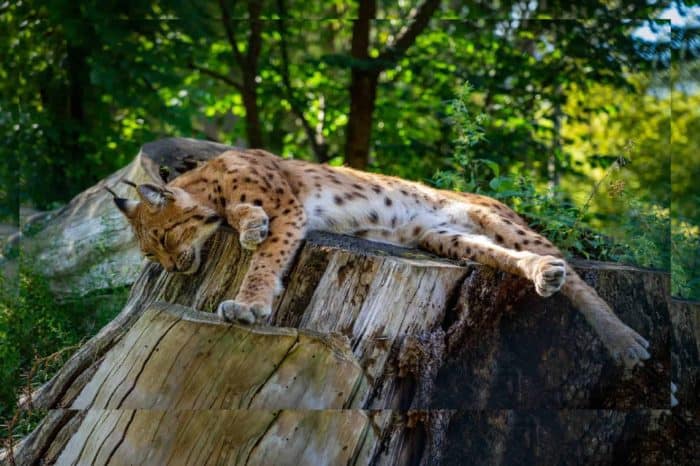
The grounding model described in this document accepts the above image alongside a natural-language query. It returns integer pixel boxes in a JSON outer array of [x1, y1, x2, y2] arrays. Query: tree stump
[[2, 138, 697, 465]]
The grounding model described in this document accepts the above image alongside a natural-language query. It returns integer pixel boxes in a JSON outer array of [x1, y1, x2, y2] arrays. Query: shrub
[[0, 257, 128, 442], [433, 84, 672, 275]]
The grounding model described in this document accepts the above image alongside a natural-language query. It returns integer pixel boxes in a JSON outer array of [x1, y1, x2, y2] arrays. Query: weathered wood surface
[[435, 260, 673, 409], [71, 303, 367, 410], [3, 138, 697, 466], [669, 298, 700, 407], [21, 229, 466, 414], [8, 230, 696, 465], [41, 410, 380, 466], [440, 409, 699, 466]]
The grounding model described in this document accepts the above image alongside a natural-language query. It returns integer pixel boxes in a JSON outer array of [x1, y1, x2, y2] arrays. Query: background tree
[[343, 0, 442, 169]]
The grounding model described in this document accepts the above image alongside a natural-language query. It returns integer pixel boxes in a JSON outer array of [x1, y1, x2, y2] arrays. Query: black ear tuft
[[113, 197, 139, 217]]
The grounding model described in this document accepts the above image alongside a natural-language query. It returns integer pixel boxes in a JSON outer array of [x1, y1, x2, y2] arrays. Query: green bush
[[433, 84, 672, 275], [0, 258, 128, 442], [672, 221, 700, 299]]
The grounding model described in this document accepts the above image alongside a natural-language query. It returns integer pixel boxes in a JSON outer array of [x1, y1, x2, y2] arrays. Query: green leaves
[[2, 0, 690, 293], [433, 80, 675, 287]]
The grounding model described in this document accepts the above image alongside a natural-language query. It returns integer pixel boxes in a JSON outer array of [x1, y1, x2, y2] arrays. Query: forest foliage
[[0, 0, 699, 439], [3, 0, 695, 291]]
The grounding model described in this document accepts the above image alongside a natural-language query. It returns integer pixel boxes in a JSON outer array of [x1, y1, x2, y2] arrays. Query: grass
[[0, 257, 128, 445]]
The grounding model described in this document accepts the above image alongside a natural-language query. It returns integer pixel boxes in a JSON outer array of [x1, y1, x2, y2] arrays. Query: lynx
[[110, 148, 650, 369]]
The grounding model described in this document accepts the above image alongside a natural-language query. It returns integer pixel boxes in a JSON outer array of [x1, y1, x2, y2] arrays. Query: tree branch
[[276, 0, 329, 162], [351, 0, 376, 61], [246, 0, 263, 70], [377, 0, 441, 67], [189, 63, 243, 91], [218, 0, 246, 67]]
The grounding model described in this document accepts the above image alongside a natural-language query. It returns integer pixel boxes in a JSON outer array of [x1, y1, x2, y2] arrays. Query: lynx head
[[109, 182, 222, 274]]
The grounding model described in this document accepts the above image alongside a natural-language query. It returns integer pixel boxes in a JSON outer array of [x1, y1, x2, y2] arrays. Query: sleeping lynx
[[110, 148, 650, 369]]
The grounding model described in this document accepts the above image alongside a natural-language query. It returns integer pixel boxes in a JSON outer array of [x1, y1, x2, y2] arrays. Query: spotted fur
[[112, 148, 650, 368]]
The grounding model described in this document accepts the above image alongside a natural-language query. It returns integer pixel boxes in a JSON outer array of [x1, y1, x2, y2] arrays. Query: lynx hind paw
[[604, 325, 651, 369], [533, 257, 567, 297], [216, 299, 271, 324]]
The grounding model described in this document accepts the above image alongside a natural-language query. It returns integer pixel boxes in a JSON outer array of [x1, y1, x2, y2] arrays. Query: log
[[70, 303, 367, 410], [54, 410, 380, 465], [3, 138, 697, 466]]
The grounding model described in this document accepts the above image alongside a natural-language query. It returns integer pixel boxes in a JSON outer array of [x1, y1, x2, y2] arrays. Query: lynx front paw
[[239, 216, 269, 250], [216, 299, 271, 324], [526, 256, 567, 297], [599, 322, 650, 369]]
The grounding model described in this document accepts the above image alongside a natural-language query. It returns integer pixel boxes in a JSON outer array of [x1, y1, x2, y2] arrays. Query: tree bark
[[345, 69, 379, 170], [344, 0, 442, 169], [241, 77, 264, 148], [345, 0, 377, 170], [2, 138, 697, 466], [218, 0, 264, 148]]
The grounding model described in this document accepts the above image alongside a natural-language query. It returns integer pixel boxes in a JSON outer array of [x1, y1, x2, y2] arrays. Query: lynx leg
[[217, 204, 307, 324], [465, 208, 650, 368], [561, 272, 650, 368], [419, 228, 566, 296]]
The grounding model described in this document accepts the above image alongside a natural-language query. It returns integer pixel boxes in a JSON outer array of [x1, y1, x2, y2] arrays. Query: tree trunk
[[242, 77, 264, 148], [344, 0, 441, 169], [346, 70, 379, 170], [345, 0, 377, 170], [2, 138, 697, 466]]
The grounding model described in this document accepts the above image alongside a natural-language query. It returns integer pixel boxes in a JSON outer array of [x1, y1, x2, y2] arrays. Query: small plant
[[433, 84, 671, 272], [433, 83, 496, 193]]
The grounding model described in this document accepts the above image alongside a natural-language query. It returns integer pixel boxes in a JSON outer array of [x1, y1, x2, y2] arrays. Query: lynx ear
[[114, 197, 139, 217], [137, 183, 173, 208], [105, 186, 139, 217]]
